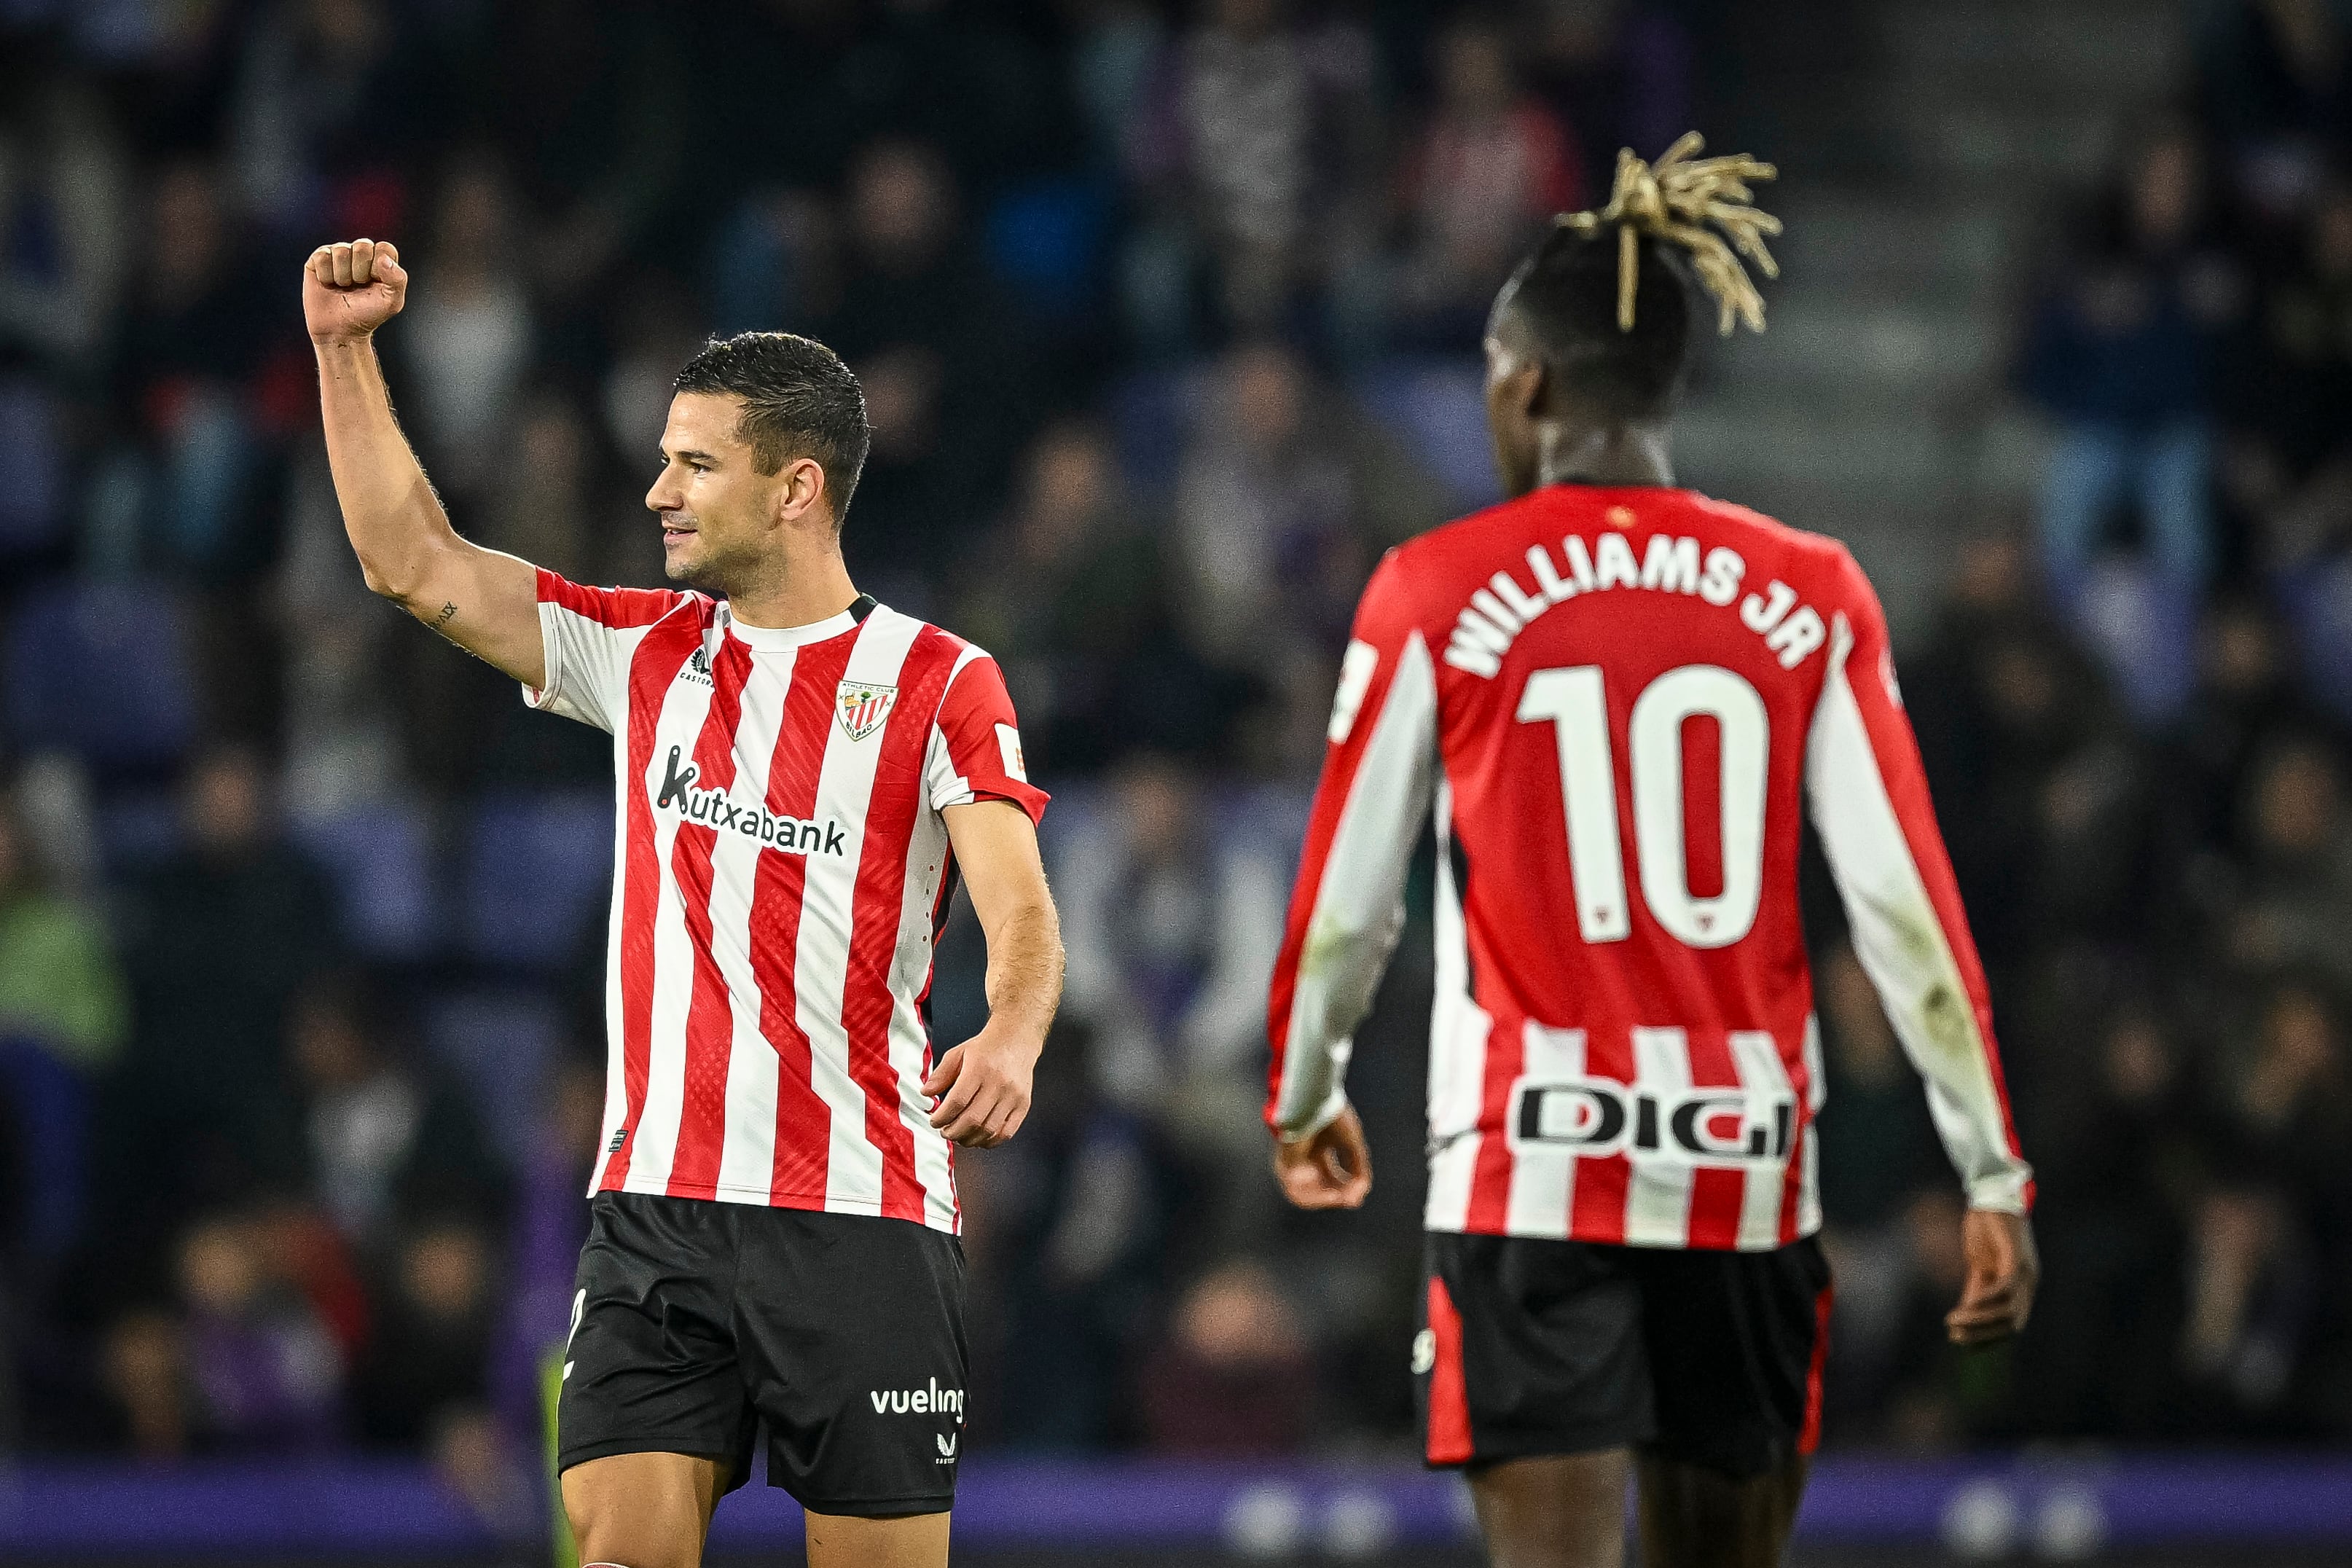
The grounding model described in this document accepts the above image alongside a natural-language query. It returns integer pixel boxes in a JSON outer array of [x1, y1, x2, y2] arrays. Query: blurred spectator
[[101, 747, 340, 1233], [287, 975, 506, 1255], [2167, 597, 2337, 852], [1125, 0, 1381, 346], [1137, 1259, 1316, 1453], [2217, 737, 2352, 985], [472, 0, 685, 310], [826, 139, 1034, 584], [173, 1209, 342, 1452], [0, 787, 128, 1074], [228, 0, 420, 235], [1385, 17, 1582, 350], [350, 1220, 500, 1449], [0, 71, 130, 377], [490, 1049, 601, 1449], [2199, 0, 2351, 216], [2018, 125, 2241, 630], [398, 155, 533, 495], [1518, 0, 1693, 197], [111, 160, 274, 579], [958, 1016, 1168, 1449], [1170, 340, 1446, 686], [954, 420, 1227, 769]]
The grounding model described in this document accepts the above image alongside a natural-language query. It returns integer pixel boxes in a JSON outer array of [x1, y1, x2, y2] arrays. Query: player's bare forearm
[[305, 240, 544, 686], [930, 801, 1064, 1147]]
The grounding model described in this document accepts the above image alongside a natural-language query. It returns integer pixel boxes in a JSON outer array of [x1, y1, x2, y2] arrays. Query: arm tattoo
[[433, 600, 458, 629]]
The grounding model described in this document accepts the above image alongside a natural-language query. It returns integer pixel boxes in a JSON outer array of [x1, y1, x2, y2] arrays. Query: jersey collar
[[720, 599, 869, 652]]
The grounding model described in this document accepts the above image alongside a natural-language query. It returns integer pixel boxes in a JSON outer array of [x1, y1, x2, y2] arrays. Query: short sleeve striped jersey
[[526, 571, 1048, 1234]]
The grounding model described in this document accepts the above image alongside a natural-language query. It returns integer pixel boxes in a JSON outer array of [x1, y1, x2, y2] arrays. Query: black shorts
[[1416, 1231, 1832, 1480], [557, 1192, 967, 1517]]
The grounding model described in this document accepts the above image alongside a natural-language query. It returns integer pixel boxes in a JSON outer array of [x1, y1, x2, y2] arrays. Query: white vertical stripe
[[1730, 1030, 1793, 1250], [799, 608, 923, 1212], [622, 647, 717, 1192], [890, 801, 958, 1228], [1422, 777, 1486, 1233], [1276, 631, 1439, 1134], [1504, 1023, 1585, 1237], [1623, 1027, 1693, 1247], [708, 646, 795, 1197]]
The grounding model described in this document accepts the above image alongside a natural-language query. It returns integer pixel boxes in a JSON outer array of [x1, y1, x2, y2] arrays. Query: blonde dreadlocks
[[1556, 132, 1782, 336]]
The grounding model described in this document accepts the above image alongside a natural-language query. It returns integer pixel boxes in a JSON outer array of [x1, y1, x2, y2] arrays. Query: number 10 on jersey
[[1516, 664, 1768, 950]]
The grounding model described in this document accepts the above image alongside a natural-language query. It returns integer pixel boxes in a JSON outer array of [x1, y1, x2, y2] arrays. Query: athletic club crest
[[836, 681, 897, 741]]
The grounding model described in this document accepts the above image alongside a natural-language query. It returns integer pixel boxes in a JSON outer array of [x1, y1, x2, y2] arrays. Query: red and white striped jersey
[[525, 571, 1048, 1234], [1266, 487, 2032, 1250]]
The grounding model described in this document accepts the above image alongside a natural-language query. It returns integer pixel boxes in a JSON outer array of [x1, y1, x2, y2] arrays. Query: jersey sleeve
[[1265, 550, 1439, 1139], [522, 570, 689, 733], [1803, 546, 2034, 1214], [925, 651, 1050, 826]]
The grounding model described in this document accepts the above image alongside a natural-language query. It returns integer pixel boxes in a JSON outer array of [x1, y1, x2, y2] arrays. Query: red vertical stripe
[[1462, 1009, 1526, 1234], [1569, 1025, 1635, 1244], [1681, 713, 1725, 898], [601, 609, 710, 1192], [1682, 1027, 1745, 1250], [840, 629, 957, 1224], [664, 638, 753, 1196], [1424, 1276, 1474, 1465], [1777, 1024, 1816, 1246], [756, 635, 857, 1205], [1798, 1279, 1834, 1454]]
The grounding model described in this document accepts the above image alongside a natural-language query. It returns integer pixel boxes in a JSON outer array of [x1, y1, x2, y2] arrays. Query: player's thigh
[[1628, 1238, 1830, 1483], [555, 1195, 759, 1531], [1468, 1450, 1631, 1568], [737, 1209, 968, 1518], [803, 1507, 952, 1568], [562, 1450, 728, 1568], [1634, 1451, 1808, 1568]]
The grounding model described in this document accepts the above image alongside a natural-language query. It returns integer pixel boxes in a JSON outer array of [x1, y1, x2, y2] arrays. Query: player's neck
[[1534, 422, 1675, 490], [719, 545, 861, 631]]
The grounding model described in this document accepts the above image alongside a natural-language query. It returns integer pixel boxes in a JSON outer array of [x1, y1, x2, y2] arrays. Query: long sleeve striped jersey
[[1265, 485, 2032, 1249]]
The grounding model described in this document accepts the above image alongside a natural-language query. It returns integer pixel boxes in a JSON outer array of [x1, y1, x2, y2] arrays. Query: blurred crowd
[[0, 0, 2348, 1509]]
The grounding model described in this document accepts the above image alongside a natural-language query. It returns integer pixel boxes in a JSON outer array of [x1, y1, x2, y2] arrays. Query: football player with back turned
[[1265, 137, 2038, 1568]]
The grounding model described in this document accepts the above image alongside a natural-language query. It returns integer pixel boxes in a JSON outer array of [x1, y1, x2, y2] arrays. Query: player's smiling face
[[646, 392, 792, 592]]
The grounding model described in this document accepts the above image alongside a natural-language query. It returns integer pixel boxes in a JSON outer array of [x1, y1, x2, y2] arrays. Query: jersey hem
[[597, 1175, 960, 1234], [1418, 1218, 1823, 1252]]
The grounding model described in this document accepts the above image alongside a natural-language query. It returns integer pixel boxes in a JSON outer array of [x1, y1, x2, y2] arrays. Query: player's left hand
[[1273, 1104, 1373, 1210], [925, 1024, 1039, 1148], [1946, 1207, 2039, 1345]]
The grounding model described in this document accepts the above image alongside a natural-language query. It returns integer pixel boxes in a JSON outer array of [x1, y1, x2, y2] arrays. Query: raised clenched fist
[[303, 238, 407, 344]]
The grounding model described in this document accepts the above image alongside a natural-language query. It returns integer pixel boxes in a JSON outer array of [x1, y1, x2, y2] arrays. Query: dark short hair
[[1491, 227, 1695, 422], [673, 332, 871, 525]]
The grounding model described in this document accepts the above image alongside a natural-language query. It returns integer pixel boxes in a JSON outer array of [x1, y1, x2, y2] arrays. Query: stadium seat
[[987, 177, 1110, 321], [1353, 357, 1505, 511], [1, 578, 198, 776], [0, 1036, 90, 1263], [0, 377, 66, 557], [290, 799, 441, 960], [460, 790, 614, 969], [418, 987, 565, 1170]]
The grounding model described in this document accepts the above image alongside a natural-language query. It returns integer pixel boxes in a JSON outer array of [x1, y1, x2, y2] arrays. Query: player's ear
[[775, 456, 826, 528]]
